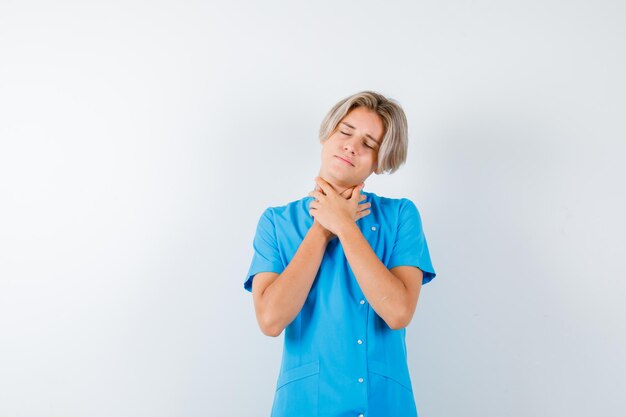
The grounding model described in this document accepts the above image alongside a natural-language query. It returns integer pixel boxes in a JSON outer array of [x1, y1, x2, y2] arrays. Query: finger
[[315, 177, 334, 195], [309, 201, 319, 210], [308, 190, 324, 200], [359, 194, 367, 202], [314, 184, 326, 195], [339, 187, 354, 199], [356, 209, 371, 220], [358, 202, 372, 211], [350, 183, 364, 200]]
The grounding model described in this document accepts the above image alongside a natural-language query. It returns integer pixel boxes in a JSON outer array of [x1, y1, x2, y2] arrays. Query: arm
[[251, 221, 331, 337], [251, 186, 371, 337], [309, 177, 423, 330], [336, 223, 423, 330]]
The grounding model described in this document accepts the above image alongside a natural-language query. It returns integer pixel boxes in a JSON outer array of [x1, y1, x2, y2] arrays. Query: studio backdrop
[[1, 1, 624, 416]]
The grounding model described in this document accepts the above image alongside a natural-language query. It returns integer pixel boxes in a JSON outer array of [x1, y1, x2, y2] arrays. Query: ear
[[373, 157, 382, 175]]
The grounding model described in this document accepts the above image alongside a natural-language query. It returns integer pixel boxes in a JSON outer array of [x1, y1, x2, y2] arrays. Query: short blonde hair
[[319, 91, 408, 174]]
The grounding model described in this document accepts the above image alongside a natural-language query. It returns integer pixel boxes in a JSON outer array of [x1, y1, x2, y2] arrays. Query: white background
[[1, 1, 625, 416]]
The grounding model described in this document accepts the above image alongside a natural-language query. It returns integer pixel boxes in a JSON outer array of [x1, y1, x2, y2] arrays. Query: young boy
[[245, 91, 436, 417]]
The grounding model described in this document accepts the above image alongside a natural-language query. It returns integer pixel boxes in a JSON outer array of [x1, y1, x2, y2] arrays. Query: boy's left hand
[[308, 177, 371, 236]]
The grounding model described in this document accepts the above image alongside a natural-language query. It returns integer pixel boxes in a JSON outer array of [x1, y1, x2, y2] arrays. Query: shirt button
[[359, 414, 364, 417], [357, 339, 363, 345], [358, 377, 364, 383], [359, 299, 365, 305], [371, 226, 377, 231]]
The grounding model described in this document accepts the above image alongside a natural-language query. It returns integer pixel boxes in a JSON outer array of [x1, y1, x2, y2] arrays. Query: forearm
[[336, 222, 410, 329], [259, 222, 330, 333]]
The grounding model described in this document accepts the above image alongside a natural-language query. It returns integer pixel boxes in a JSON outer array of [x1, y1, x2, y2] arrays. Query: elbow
[[260, 324, 283, 337], [385, 308, 413, 330], [257, 313, 285, 337], [385, 294, 420, 330], [387, 318, 410, 330]]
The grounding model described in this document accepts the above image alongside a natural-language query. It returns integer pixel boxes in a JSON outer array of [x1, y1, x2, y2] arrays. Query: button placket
[[354, 296, 368, 409]]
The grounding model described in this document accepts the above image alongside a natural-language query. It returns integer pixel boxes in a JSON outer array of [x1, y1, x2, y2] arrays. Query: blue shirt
[[245, 191, 436, 417]]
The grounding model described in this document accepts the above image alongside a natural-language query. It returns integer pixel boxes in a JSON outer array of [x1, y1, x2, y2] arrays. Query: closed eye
[[340, 131, 349, 135]]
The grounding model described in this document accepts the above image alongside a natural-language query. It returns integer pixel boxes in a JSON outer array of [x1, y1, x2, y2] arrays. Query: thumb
[[339, 186, 353, 199], [351, 183, 364, 200]]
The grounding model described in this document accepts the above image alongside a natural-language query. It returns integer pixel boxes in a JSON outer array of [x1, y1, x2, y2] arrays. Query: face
[[319, 106, 384, 189]]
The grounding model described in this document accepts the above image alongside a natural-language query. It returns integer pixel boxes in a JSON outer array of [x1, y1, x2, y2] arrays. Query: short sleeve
[[244, 208, 285, 292], [387, 199, 437, 285]]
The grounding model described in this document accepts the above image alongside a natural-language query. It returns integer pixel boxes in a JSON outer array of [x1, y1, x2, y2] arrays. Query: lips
[[335, 155, 355, 167]]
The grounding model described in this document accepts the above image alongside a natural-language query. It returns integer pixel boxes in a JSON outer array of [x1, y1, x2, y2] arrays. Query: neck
[[316, 172, 356, 196]]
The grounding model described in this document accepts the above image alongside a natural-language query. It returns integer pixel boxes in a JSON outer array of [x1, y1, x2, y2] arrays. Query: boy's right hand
[[310, 184, 371, 242]]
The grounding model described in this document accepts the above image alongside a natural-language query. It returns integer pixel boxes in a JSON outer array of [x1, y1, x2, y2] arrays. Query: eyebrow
[[340, 122, 381, 145]]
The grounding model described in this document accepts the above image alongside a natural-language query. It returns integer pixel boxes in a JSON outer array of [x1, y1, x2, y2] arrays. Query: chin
[[321, 167, 365, 188]]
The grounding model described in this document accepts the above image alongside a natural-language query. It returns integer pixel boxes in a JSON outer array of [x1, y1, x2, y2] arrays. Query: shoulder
[[257, 195, 312, 224], [262, 195, 310, 214], [364, 191, 419, 213], [363, 192, 423, 230]]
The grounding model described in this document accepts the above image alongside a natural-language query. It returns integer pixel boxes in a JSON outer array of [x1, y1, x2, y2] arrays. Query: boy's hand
[[308, 177, 371, 236], [310, 184, 357, 242]]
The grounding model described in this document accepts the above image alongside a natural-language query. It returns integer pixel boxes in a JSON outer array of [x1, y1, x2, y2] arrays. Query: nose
[[343, 139, 356, 155]]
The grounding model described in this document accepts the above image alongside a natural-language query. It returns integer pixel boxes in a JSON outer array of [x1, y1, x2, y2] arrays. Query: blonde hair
[[319, 91, 408, 174]]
